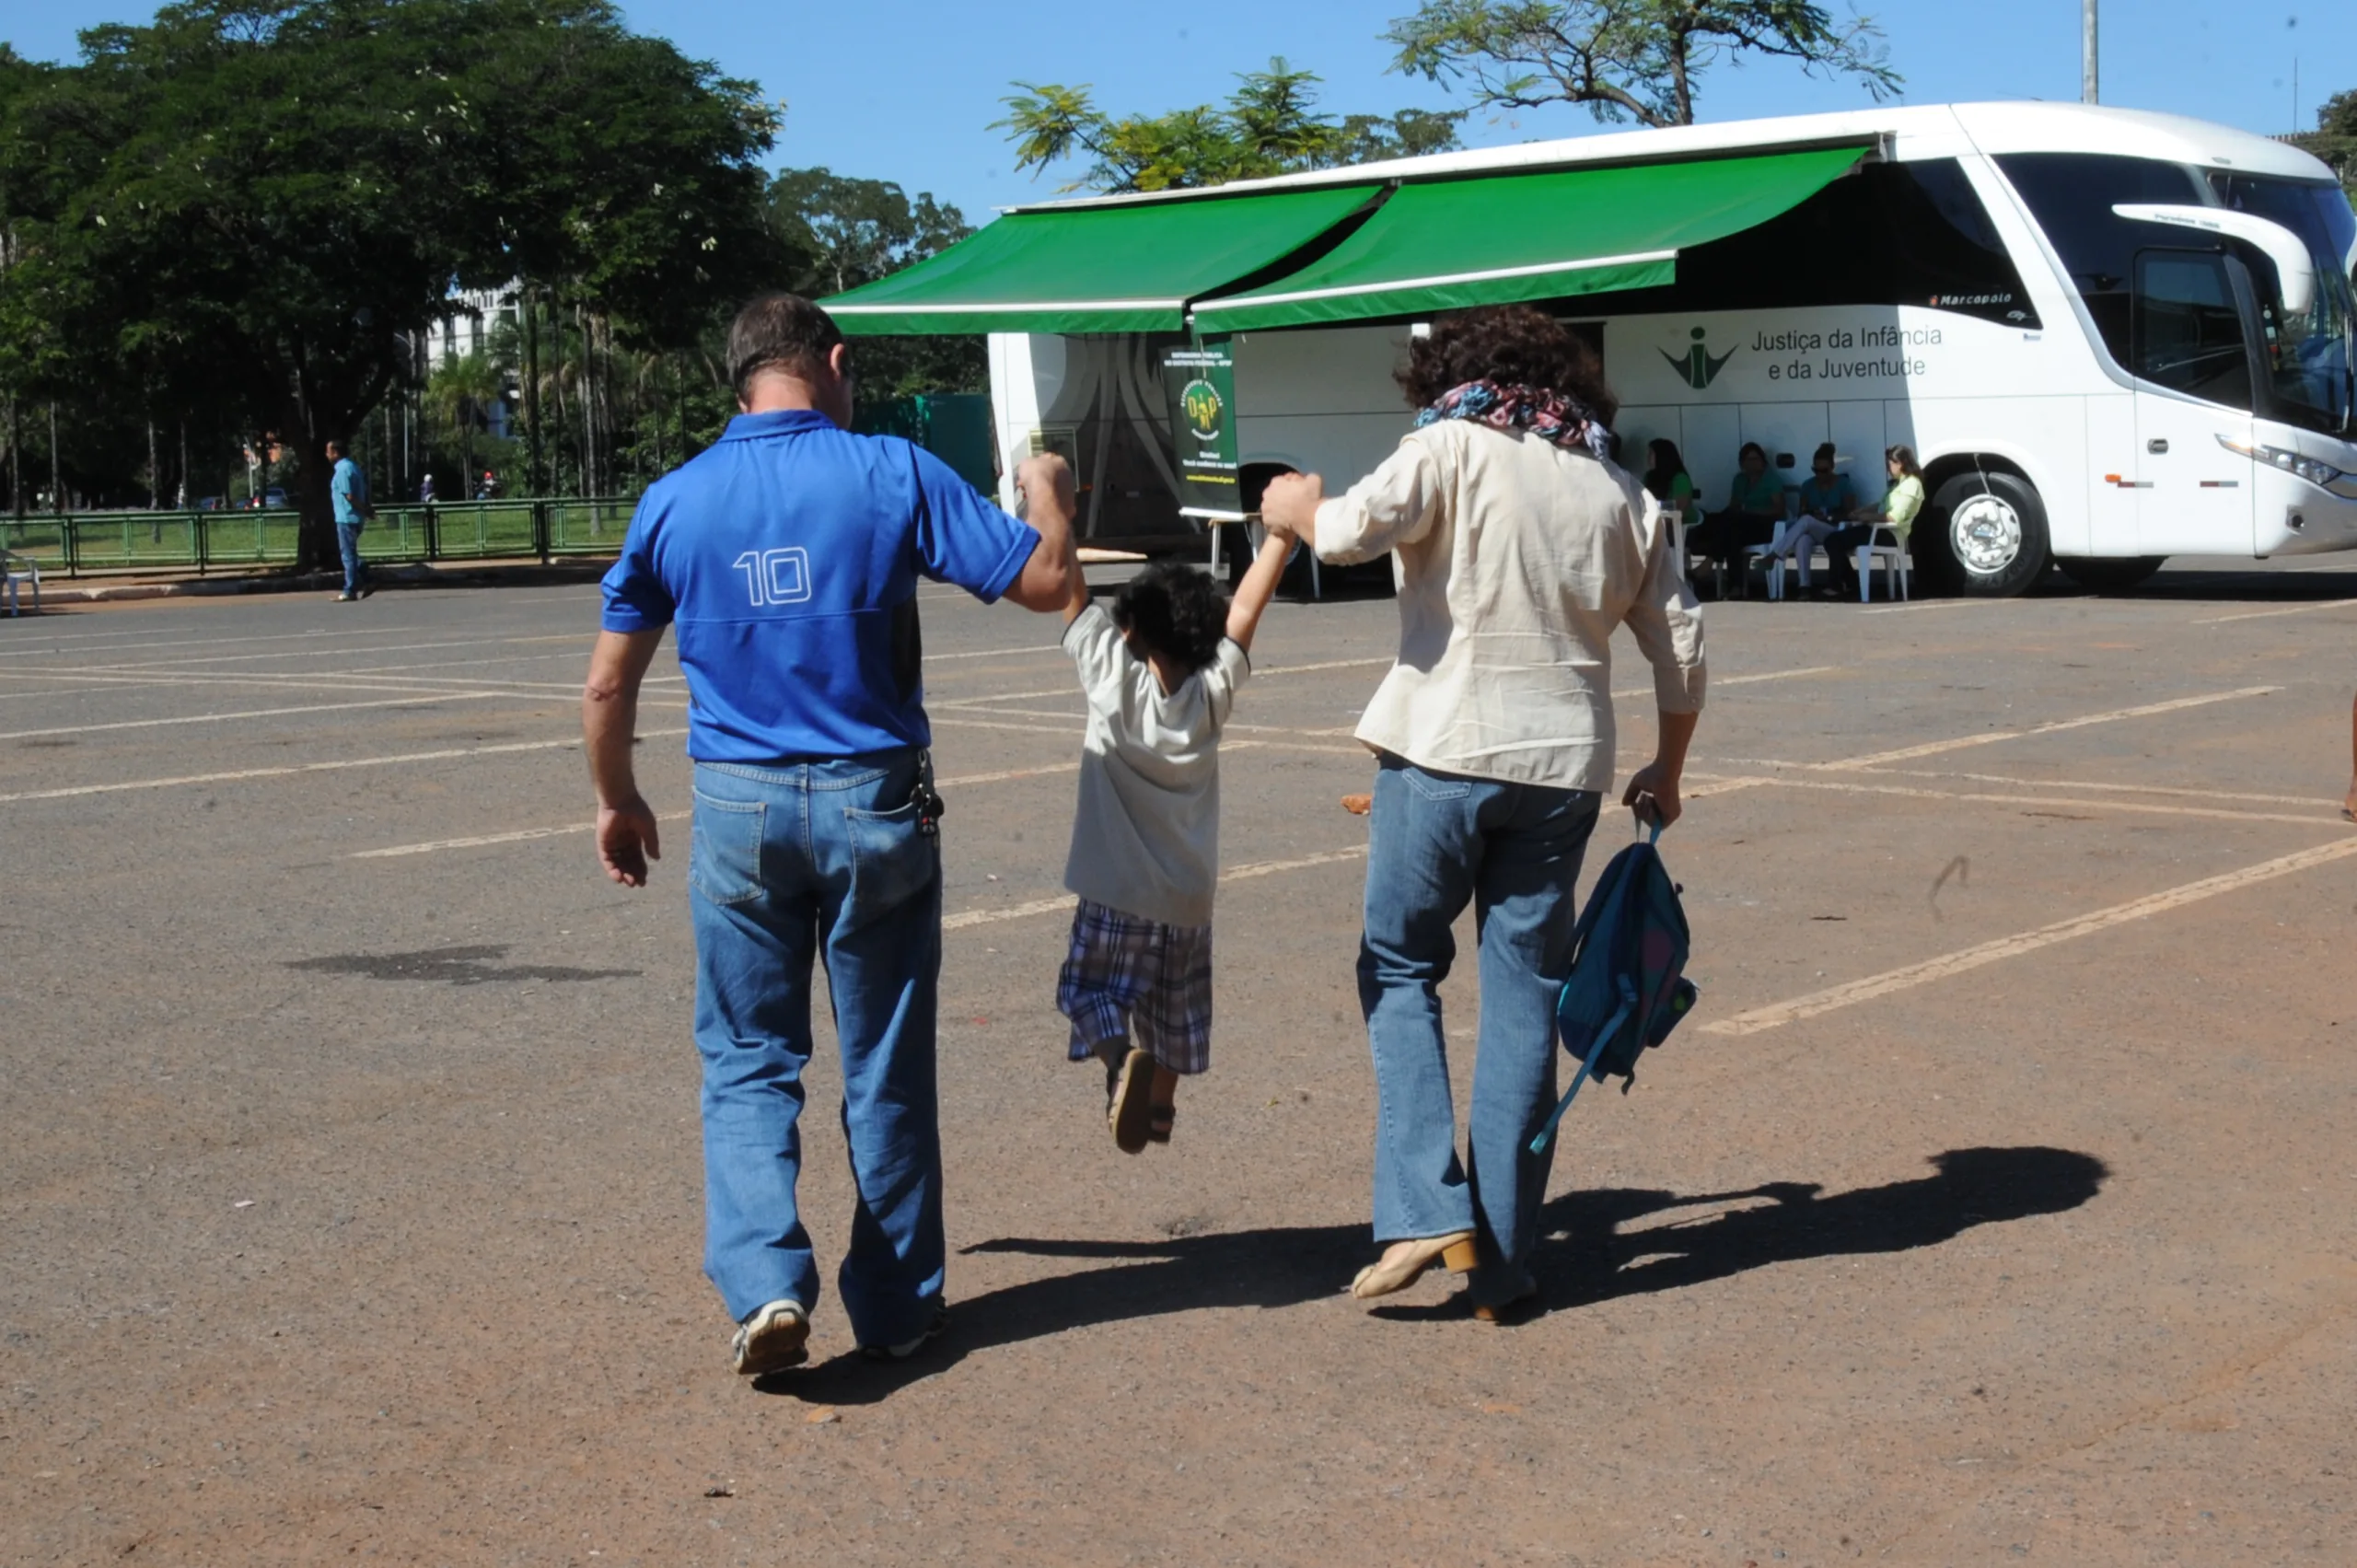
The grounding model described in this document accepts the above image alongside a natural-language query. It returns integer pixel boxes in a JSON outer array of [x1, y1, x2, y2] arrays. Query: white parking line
[[1719, 665, 1845, 686], [2, 663, 667, 704], [942, 896, 1075, 931], [60, 634, 533, 671], [1856, 598, 2015, 616], [351, 815, 684, 859], [1718, 755, 2337, 810], [1701, 835, 2357, 1035], [0, 623, 438, 658], [348, 762, 1086, 860], [1610, 666, 1846, 700], [1704, 770, 2345, 829], [928, 715, 1086, 737], [1255, 656, 1396, 677], [1, 666, 547, 701], [0, 691, 515, 741], [1822, 687, 2279, 770], [935, 688, 1085, 707], [928, 645, 1066, 662], [2193, 598, 2357, 624], [0, 728, 688, 805]]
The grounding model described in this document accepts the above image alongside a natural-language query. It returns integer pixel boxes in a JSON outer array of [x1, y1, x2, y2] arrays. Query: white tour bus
[[970, 102, 2356, 596]]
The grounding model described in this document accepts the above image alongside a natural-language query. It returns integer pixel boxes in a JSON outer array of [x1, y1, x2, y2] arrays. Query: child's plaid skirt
[[1057, 899, 1214, 1074]]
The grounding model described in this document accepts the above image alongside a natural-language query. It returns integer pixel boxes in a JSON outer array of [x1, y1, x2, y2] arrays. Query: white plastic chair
[[1855, 525, 1910, 603], [1744, 520, 1794, 601], [2, 549, 39, 616]]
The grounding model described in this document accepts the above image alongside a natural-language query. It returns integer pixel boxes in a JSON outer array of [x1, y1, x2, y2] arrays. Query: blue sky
[[9, 2, 2350, 222]]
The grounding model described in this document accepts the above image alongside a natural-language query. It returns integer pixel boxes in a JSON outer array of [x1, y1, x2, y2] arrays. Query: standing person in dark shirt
[[581, 294, 1077, 1376]]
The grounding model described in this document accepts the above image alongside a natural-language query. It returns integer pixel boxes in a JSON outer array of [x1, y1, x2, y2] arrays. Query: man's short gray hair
[[726, 293, 844, 401]]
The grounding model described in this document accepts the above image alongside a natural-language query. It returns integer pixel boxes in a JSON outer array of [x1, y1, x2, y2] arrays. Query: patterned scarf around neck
[[1413, 379, 1614, 462]]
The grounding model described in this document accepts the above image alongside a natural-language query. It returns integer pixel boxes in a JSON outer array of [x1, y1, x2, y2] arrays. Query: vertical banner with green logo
[[1160, 336, 1244, 521]]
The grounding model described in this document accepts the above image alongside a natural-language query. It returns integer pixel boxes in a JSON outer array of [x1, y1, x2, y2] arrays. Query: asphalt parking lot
[[4, 555, 2354, 1566]]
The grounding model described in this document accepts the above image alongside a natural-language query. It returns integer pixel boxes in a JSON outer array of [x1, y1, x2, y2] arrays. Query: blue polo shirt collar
[[719, 410, 834, 442]]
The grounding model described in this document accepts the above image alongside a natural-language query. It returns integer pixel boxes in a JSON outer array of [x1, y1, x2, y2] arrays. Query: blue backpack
[[1528, 825, 1699, 1156]]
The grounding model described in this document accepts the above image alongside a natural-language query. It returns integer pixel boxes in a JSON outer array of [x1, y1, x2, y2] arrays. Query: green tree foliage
[[997, 59, 1466, 193], [767, 167, 984, 401], [1385, 0, 1900, 130], [424, 350, 502, 488], [0, 0, 779, 557], [2293, 88, 2357, 195]]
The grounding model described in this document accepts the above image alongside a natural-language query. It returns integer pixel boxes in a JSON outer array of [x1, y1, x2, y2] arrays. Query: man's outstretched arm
[[583, 627, 668, 887], [1000, 452, 1080, 614]]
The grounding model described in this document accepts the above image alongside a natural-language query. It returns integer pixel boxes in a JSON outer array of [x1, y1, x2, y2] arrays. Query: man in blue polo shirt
[[582, 293, 1077, 1376], [328, 439, 371, 601]]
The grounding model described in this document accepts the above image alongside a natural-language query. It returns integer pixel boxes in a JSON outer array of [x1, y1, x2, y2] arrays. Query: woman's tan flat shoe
[[1350, 1231, 1479, 1299]]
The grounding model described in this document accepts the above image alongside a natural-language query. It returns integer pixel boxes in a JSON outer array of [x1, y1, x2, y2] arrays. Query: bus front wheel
[[1925, 470, 2050, 598], [2055, 555, 2166, 592]]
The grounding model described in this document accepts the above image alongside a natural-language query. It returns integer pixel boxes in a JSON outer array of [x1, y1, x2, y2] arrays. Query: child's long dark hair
[[1112, 563, 1229, 673]]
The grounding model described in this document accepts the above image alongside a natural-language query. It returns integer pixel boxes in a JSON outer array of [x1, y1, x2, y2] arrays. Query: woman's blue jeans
[[1358, 755, 1599, 1301], [687, 749, 945, 1347]]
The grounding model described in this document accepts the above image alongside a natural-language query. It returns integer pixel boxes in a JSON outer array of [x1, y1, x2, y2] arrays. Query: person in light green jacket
[[1826, 445, 1925, 598]]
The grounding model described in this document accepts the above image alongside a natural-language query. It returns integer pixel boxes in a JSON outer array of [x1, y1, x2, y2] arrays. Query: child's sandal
[[1147, 1105, 1175, 1144]]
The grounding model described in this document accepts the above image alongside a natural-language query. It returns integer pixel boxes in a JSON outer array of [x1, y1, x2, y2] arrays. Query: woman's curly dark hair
[[1111, 562, 1229, 675], [1396, 304, 1618, 424]]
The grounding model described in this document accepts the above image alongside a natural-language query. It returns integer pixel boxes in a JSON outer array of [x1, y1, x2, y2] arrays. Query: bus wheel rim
[[1952, 494, 2023, 575]]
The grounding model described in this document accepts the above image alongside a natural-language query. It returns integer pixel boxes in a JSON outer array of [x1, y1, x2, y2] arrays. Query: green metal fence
[[0, 498, 635, 577]]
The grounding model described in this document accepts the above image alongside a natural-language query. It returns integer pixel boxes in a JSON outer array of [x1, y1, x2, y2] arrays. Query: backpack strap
[[1527, 974, 1637, 1156]]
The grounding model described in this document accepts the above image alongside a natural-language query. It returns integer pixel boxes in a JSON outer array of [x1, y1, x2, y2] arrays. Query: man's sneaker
[[731, 1299, 810, 1376], [334, 592, 357, 603], [859, 1304, 949, 1363]]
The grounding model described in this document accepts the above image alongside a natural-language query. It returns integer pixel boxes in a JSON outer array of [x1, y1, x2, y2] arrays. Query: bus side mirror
[[2112, 203, 2316, 319]]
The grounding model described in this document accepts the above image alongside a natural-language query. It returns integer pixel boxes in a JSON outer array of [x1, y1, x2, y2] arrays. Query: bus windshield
[[2206, 172, 2357, 436]]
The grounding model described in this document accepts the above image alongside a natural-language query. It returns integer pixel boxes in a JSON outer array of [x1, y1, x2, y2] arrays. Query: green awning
[[1192, 145, 1868, 331], [820, 184, 1381, 335]]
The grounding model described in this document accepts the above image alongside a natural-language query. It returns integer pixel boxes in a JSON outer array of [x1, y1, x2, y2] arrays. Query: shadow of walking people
[[1394, 1144, 2108, 1320], [762, 1146, 2105, 1401]]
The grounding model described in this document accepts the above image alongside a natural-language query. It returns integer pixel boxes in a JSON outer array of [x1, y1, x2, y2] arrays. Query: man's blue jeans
[[334, 521, 367, 596], [1358, 754, 1599, 1302], [688, 749, 945, 1347]]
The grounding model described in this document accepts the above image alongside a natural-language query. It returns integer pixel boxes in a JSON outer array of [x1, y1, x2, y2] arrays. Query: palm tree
[[425, 352, 501, 496]]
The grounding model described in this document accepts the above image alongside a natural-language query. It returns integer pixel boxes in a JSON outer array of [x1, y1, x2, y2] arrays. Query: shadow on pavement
[[762, 1145, 2105, 1404], [283, 943, 638, 985]]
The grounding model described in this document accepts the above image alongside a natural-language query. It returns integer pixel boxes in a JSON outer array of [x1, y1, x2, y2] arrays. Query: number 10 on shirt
[[732, 547, 812, 608]]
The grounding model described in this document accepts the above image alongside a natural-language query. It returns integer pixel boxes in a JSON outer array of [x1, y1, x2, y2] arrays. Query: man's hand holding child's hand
[[1258, 470, 1322, 540]]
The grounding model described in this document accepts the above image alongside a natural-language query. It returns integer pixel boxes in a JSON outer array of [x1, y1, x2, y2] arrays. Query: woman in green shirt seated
[[1642, 439, 1701, 540], [1825, 445, 1926, 598], [1684, 441, 1783, 589]]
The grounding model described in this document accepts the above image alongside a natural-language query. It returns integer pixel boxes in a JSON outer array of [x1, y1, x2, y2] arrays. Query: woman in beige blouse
[[1260, 306, 1708, 1322]]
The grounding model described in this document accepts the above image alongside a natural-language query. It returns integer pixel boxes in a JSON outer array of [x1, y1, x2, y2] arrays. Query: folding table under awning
[[1190, 145, 1870, 331], [819, 184, 1383, 336]]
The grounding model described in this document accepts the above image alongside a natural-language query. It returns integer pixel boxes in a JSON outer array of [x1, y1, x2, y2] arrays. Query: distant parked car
[[195, 496, 226, 511]]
